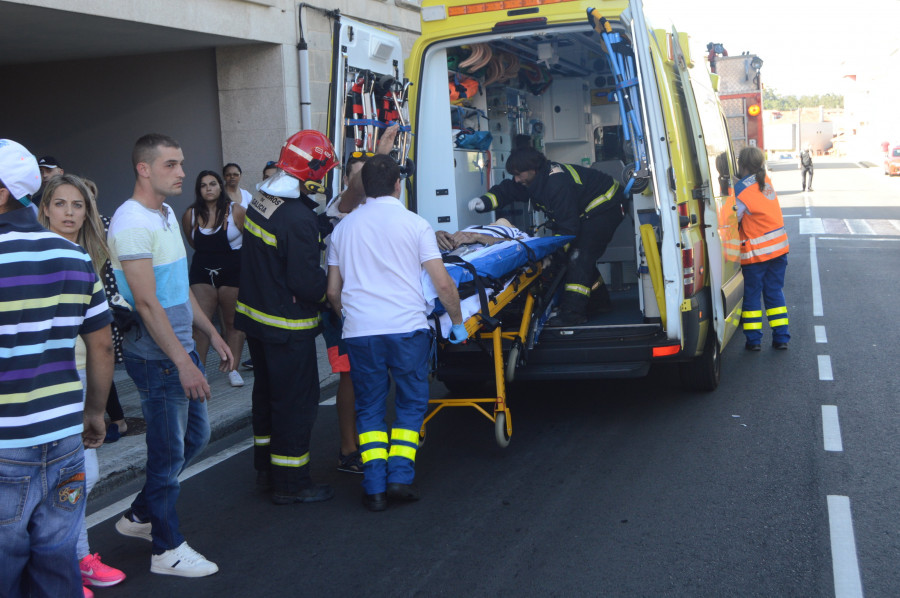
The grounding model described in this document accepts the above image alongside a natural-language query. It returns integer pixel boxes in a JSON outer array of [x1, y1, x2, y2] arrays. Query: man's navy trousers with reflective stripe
[[346, 329, 433, 495]]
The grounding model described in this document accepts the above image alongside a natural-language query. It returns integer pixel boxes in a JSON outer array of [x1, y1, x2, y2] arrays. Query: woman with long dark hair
[[181, 170, 246, 385]]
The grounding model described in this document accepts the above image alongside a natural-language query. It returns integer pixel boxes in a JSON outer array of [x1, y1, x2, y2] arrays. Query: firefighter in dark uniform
[[235, 130, 337, 504], [468, 147, 625, 326]]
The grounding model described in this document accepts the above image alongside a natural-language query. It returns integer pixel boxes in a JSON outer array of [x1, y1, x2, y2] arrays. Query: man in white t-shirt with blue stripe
[[327, 155, 466, 511]]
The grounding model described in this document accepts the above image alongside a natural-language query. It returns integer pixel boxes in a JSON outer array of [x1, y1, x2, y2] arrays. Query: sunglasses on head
[[349, 151, 375, 159], [265, 161, 277, 167]]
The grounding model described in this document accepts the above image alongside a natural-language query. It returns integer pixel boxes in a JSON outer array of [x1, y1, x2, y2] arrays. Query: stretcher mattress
[[424, 235, 573, 336]]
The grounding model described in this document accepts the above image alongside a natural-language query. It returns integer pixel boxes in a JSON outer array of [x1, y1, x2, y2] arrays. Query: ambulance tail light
[[652, 344, 681, 358]]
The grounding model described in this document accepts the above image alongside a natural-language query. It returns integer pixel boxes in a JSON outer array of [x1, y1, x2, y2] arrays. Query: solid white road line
[[827, 495, 864, 598], [822, 405, 843, 452], [811, 237, 824, 316], [815, 326, 828, 343], [86, 439, 253, 529], [819, 355, 834, 381]]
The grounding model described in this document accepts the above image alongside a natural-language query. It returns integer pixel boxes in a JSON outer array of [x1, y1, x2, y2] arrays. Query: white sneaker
[[228, 370, 244, 387], [115, 511, 151, 542], [150, 541, 219, 578]]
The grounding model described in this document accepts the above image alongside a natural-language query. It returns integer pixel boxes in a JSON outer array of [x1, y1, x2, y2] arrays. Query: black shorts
[[189, 249, 241, 288]]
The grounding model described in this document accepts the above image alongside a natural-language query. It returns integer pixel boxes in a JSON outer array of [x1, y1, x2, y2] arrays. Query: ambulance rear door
[[671, 27, 743, 348], [621, 0, 682, 341], [326, 17, 404, 200]]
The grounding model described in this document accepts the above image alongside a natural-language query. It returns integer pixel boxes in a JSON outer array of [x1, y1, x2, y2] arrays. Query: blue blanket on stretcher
[[424, 235, 573, 322], [442, 235, 574, 286]]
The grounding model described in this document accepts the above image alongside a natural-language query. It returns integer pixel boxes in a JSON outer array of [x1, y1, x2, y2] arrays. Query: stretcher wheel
[[505, 342, 520, 383], [494, 412, 511, 448]]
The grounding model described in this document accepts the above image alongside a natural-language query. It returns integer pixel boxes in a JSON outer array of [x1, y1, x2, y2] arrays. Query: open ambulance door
[[671, 27, 734, 347], [671, 27, 743, 349], [620, 0, 682, 342], [325, 17, 404, 201]]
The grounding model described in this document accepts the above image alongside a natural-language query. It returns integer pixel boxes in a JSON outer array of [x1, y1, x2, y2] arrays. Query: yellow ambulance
[[327, 0, 743, 391]]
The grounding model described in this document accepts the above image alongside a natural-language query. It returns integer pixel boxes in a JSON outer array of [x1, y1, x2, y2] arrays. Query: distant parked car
[[886, 146, 900, 176]]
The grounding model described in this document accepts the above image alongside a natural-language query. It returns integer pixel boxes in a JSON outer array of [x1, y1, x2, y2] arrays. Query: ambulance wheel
[[505, 342, 521, 383], [494, 412, 511, 448], [679, 327, 720, 392]]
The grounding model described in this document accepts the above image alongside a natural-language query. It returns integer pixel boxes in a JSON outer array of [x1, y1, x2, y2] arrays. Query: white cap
[[257, 168, 302, 199], [0, 139, 41, 206]]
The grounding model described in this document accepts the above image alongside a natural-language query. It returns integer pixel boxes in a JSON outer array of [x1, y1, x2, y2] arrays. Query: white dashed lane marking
[[815, 326, 828, 343], [818, 355, 834, 381], [827, 496, 865, 598], [822, 406, 844, 452]]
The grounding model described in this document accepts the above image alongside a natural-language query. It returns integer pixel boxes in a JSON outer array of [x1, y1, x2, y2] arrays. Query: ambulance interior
[[414, 23, 662, 328]]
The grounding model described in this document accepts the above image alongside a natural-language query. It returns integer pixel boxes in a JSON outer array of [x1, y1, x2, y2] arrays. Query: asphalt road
[[85, 159, 900, 597]]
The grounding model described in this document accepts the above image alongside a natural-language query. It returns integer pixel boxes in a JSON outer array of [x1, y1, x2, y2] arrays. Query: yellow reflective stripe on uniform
[[563, 164, 582, 185], [742, 322, 762, 330], [565, 284, 591, 297], [244, 215, 277, 248], [270, 452, 310, 467], [484, 192, 498, 210], [388, 445, 417, 461], [766, 306, 787, 316], [742, 310, 762, 318], [359, 431, 389, 445], [253, 435, 270, 446], [235, 301, 320, 331], [769, 318, 789, 327], [390, 428, 419, 444], [361, 448, 388, 463], [584, 181, 620, 214]]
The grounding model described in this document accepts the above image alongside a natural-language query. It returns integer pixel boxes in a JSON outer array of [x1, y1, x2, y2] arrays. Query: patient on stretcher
[[425, 220, 573, 338], [435, 218, 528, 257]]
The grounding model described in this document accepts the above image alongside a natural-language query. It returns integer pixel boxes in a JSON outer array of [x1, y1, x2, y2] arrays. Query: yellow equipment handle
[[586, 7, 613, 35], [640, 223, 666, 327]]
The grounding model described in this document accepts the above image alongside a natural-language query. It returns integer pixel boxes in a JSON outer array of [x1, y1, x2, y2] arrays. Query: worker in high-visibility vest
[[735, 146, 790, 351], [468, 146, 626, 327]]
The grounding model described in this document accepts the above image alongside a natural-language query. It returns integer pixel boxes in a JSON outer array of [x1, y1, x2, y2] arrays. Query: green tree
[[763, 88, 843, 110]]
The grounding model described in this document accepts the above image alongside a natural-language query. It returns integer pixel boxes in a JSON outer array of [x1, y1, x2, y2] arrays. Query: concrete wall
[[0, 49, 222, 219]]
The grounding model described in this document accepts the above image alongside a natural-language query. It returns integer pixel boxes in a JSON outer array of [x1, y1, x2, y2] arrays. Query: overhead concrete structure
[[0, 0, 421, 216]]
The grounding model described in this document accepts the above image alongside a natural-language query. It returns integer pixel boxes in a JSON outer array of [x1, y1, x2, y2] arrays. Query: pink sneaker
[[80, 553, 126, 587], [83, 586, 94, 598]]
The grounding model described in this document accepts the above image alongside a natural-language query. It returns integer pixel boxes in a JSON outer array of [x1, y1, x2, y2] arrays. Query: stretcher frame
[[422, 262, 542, 448]]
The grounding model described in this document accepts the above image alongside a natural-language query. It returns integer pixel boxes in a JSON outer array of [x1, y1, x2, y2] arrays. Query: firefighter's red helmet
[[276, 130, 337, 182]]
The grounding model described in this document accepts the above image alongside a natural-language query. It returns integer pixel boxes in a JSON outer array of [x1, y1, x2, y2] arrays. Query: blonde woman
[[39, 175, 126, 591]]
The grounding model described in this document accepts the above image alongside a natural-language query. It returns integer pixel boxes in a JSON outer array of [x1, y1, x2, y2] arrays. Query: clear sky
[[643, 0, 900, 96]]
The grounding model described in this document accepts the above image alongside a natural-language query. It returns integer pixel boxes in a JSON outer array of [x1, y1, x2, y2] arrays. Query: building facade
[[0, 0, 422, 216]]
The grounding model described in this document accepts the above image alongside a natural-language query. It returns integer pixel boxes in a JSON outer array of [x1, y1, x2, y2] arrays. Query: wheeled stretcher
[[422, 234, 573, 447]]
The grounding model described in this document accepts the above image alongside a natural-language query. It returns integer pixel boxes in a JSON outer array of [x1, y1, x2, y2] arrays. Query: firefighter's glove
[[468, 197, 484, 212], [449, 323, 467, 344]]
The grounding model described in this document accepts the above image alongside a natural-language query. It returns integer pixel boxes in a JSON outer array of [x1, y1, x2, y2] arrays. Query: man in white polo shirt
[[326, 155, 466, 511]]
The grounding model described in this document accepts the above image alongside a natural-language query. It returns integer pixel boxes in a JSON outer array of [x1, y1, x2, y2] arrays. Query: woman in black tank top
[[181, 170, 246, 386]]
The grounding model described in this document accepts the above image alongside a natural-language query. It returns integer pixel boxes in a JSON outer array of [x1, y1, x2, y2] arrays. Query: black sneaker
[[772, 341, 789, 350], [745, 343, 761, 351], [337, 450, 364, 474], [548, 310, 588, 327]]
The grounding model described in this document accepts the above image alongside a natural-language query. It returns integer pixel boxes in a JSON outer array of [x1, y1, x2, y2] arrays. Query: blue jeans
[[123, 350, 210, 554], [0, 434, 85, 598], [346, 330, 433, 495], [741, 254, 790, 345]]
